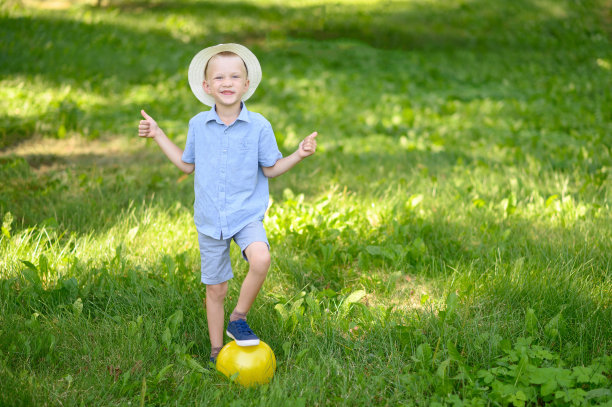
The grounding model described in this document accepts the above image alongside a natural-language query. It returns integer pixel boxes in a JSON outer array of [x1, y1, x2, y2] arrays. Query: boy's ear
[[203, 80, 212, 95]]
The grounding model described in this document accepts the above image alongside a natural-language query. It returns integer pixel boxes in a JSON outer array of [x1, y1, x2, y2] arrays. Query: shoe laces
[[234, 319, 254, 335]]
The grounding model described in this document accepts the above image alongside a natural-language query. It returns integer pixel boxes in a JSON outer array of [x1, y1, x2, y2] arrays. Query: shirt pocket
[[239, 137, 254, 150]]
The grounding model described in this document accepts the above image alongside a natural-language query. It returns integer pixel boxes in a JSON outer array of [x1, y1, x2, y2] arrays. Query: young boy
[[138, 43, 317, 363]]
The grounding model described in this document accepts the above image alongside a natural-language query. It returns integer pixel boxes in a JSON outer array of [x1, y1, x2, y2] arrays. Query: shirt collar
[[206, 102, 251, 125]]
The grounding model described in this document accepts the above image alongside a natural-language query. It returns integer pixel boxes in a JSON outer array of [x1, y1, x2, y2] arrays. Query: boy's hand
[[298, 132, 318, 158], [139, 110, 161, 139]]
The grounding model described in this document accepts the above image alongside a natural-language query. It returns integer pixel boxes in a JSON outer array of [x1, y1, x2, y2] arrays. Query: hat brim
[[188, 43, 262, 107]]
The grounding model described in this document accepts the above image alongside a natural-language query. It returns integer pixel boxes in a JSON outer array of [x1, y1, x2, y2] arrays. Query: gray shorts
[[197, 221, 269, 285]]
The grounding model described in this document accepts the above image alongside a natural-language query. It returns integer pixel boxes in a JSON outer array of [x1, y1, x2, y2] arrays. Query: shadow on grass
[[1, 169, 608, 364], [0, 147, 194, 236], [0, 12, 195, 148], [0, 3, 609, 402], [110, 0, 594, 51], [0, 14, 186, 86], [2, 0, 602, 149], [1, 134, 495, 237]]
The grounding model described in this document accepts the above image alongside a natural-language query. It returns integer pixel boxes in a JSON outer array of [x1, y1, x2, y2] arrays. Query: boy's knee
[[206, 282, 228, 301], [246, 243, 271, 272]]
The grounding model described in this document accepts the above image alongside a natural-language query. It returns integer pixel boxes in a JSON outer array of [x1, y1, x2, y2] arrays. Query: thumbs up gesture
[[298, 132, 318, 158], [139, 109, 161, 139]]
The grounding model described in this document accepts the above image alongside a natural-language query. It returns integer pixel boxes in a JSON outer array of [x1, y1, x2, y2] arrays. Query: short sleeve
[[258, 122, 283, 167], [182, 121, 196, 164]]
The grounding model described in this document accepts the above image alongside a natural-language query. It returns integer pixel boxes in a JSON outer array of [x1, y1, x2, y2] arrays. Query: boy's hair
[[204, 51, 249, 78]]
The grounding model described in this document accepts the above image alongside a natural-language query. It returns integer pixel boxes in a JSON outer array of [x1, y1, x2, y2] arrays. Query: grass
[[1, 0, 611, 405]]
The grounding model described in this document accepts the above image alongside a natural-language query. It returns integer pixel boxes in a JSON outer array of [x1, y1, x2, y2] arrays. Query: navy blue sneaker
[[226, 319, 260, 346]]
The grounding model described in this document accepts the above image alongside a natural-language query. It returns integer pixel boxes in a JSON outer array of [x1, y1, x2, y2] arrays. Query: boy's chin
[[215, 98, 242, 108]]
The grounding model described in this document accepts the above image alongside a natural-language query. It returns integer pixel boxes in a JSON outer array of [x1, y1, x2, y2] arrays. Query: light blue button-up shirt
[[182, 103, 282, 239]]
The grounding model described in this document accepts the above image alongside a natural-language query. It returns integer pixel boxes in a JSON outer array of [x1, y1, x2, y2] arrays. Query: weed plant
[[1, 0, 611, 405]]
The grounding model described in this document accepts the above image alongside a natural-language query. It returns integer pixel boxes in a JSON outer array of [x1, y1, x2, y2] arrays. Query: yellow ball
[[216, 340, 276, 387]]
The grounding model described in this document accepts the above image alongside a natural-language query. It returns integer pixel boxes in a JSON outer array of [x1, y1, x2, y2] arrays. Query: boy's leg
[[206, 282, 228, 357], [225, 242, 269, 346], [198, 232, 233, 358], [232, 222, 272, 318], [226, 222, 270, 346], [233, 241, 271, 317]]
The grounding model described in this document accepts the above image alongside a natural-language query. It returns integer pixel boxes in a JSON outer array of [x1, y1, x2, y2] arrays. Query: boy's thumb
[[141, 109, 151, 120]]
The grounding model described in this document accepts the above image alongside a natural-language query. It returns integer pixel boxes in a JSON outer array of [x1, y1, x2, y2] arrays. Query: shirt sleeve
[[258, 122, 283, 167], [182, 120, 196, 164]]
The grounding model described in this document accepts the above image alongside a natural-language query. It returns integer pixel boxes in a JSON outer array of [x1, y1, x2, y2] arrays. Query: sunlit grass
[[1, 0, 611, 404]]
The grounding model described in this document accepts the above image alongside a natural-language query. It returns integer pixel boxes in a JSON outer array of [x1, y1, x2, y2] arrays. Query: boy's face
[[203, 54, 250, 109]]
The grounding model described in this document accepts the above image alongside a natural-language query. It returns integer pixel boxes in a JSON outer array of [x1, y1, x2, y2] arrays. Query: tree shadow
[[0, 3, 609, 398], [2, 0, 606, 153], [1, 13, 185, 86], [0, 143, 194, 236], [1, 11, 197, 148], [109, 0, 593, 51]]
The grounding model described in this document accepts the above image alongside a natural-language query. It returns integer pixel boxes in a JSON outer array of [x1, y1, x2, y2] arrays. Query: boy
[[138, 43, 317, 364]]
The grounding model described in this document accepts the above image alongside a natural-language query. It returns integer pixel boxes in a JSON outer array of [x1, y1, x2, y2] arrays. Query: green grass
[[1, 0, 611, 405]]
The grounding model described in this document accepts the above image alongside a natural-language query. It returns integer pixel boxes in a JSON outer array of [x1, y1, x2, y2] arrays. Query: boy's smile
[[203, 54, 250, 110]]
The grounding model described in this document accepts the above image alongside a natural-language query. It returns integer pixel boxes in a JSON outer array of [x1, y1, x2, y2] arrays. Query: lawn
[[1, 0, 611, 405]]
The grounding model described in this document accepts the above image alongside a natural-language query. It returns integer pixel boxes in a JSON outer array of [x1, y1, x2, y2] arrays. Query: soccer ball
[[216, 340, 276, 387]]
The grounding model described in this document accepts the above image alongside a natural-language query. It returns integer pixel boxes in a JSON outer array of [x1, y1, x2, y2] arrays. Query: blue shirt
[[182, 103, 282, 239]]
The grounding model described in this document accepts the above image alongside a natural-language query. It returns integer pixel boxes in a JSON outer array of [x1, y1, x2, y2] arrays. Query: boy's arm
[[262, 131, 317, 178], [139, 110, 195, 174]]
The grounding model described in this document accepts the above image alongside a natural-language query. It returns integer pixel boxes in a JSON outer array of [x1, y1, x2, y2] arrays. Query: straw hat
[[188, 43, 262, 107]]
